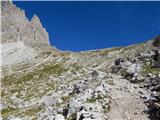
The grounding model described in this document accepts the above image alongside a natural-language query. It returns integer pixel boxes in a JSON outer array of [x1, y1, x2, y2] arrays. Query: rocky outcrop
[[112, 37, 160, 119], [112, 58, 142, 82], [153, 35, 160, 47], [1, 1, 56, 67], [1, 1, 49, 47]]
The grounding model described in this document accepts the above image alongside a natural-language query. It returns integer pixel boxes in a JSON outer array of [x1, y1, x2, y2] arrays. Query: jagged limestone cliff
[[1, 1, 58, 68], [1, 1, 160, 120], [1, 1, 49, 46]]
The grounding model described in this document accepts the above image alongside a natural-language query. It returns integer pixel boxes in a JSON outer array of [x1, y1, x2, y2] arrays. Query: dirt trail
[[14, 55, 53, 73], [108, 75, 150, 120]]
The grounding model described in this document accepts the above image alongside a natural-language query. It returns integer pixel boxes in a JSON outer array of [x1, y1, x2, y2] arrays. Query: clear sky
[[14, 1, 160, 51]]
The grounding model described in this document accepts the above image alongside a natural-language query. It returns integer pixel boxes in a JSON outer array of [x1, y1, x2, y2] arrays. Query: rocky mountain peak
[[31, 14, 41, 23], [1, 1, 15, 12], [1, 1, 54, 67], [29, 14, 50, 46], [1, 1, 50, 47]]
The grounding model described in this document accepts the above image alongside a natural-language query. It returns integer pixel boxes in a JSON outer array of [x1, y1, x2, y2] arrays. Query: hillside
[[1, 1, 160, 120]]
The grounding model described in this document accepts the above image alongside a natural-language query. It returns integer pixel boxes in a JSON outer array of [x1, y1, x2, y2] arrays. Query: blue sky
[[14, 1, 160, 51]]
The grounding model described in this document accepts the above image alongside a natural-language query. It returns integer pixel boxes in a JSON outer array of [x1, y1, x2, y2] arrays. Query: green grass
[[39, 64, 67, 75], [142, 65, 160, 75], [2, 76, 15, 86], [61, 93, 76, 104], [2, 73, 34, 87], [43, 51, 52, 55], [100, 47, 122, 56], [1, 107, 17, 115], [153, 37, 160, 47], [25, 106, 42, 116], [66, 113, 77, 120], [86, 96, 107, 103], [1, 63, 68, 104], [61, 95, 71, 101], [72, 63, 82, 71], [107, 80, 114, 85], [1, 90, 5, 97], [2, 64, 67, 87]]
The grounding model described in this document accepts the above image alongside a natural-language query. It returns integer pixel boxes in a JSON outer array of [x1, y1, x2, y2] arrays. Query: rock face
[[1, 1, 49, 46], [1, 1, 56, 67], [1, 41, 37, 67], [112, 58, 141, 80], [1, 1, 160, 120]]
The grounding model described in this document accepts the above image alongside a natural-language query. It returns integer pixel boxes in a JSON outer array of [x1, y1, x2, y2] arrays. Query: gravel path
[[108, 75, 150, 120]]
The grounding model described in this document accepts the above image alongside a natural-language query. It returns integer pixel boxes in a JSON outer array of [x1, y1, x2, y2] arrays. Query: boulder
[[115, 58, 124, 66], [113, 58, 141, 80], [92, 71, 99, 78]]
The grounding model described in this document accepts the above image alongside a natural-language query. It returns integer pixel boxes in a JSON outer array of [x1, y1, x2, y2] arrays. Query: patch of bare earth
[[107, 75, 150, 120]]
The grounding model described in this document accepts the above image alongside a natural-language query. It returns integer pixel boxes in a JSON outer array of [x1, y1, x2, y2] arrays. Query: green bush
[[153, 36, 160, 47]]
